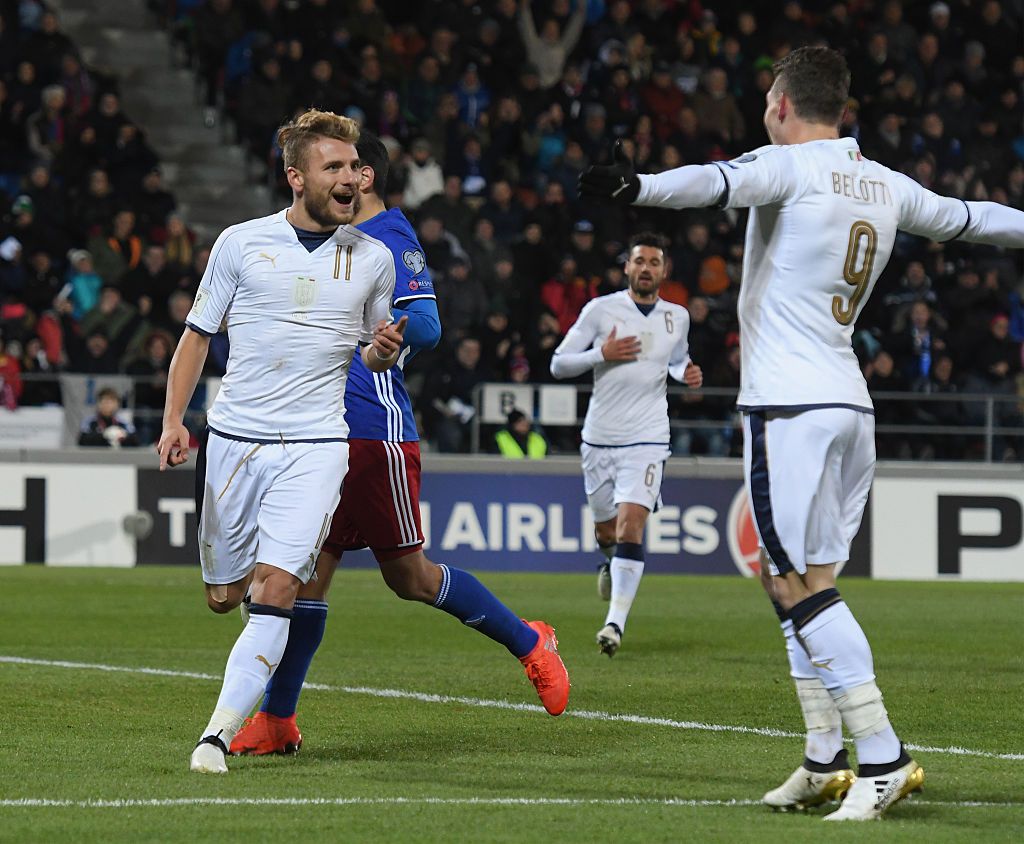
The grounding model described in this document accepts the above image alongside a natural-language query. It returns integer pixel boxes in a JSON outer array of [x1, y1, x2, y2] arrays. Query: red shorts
[[322, 439, 424, 562]]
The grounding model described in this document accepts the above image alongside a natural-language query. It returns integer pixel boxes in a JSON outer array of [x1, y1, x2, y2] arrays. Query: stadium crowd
[[1, 0, 1023, 459]]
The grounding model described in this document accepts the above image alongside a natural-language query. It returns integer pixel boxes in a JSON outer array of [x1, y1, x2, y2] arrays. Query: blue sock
[[433, 564, 539, 658], [261, 599, 328, 718]]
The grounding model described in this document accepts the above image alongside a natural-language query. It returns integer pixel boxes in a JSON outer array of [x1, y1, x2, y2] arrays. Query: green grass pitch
[[1, 566, 1021, 843]]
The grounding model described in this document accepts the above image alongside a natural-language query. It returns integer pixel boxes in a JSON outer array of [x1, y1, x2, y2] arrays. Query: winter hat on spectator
[[573, 220, 595, 234], [929, 2, 950, 18], [67, 248, 92, 266], [698, 255, 729, 295], [11, 195, 33, 215], [0, 236, 21, 261]]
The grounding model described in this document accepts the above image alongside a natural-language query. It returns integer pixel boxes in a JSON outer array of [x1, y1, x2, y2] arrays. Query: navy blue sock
[[433, 564, 539, 658], [261, 599, 328, 718]]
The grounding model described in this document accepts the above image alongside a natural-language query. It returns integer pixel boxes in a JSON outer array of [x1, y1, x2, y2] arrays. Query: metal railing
[[471, 382, 1024, 463], [6, 373, 1023, 462]]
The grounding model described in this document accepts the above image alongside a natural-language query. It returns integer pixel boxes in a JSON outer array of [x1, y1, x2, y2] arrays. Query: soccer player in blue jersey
[[230, 133, 570, 755]]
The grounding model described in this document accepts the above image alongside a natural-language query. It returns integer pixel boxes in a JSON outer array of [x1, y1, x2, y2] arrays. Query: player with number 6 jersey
[[551, 231, 703, 657]]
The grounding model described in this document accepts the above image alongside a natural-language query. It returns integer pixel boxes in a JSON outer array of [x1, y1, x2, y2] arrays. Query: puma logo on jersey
[[257, 252, 279, 267], [255, 654, 278, 673]]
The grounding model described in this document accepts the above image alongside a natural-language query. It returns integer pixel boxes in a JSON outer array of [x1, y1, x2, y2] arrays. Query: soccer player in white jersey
[[551, 232, 703, 657], [580, 46, 1024, 820], [157, 109, 406, 774]]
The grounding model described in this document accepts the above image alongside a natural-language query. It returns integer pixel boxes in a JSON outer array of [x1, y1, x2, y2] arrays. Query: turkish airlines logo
[[726, 487, 760, 577]]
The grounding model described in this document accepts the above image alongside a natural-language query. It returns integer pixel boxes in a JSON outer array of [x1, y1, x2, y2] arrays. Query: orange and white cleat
[[520, 620, 570, 716], [229, 711, 303, 756]]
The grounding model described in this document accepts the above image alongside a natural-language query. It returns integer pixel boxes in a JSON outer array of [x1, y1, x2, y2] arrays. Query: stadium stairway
[[51, 0, 274, 243]]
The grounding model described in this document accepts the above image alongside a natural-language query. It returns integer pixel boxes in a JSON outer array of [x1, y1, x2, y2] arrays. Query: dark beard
[[304, 188, 359, 229]]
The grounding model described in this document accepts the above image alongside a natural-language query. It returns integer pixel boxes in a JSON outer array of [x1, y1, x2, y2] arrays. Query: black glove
[[578, 140, 640, 204]]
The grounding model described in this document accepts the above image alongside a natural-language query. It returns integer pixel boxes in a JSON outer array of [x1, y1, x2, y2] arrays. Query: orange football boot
[[229, 711, 303, 756], [520, 620, 570, 716]]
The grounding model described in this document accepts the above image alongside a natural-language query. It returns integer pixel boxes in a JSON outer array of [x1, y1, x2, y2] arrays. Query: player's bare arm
[[157, 327, 210, 470], [362, 314, 409, 372], [601, 325, 641, 362]]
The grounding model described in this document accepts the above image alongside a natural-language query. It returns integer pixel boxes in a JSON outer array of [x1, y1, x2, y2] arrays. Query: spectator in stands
[[518, 0, 586, 90], [25, 84, 67, 164], [889, 300, 947, 382], [453, 61, 490, 130], [866, 350, 912, 458], [80, 282, 142, 359], [162, 214, 195, 275], [133, 167, 176, 238], [59, 248, 101, 319], [24, 164, 66, 238], [480, 179, 526, 245], [422, 335, 484, 452], [125, 328, 173, 445], [78, 386, 138, 447], [18, 335, 60, 406], [883, 260, 939, 331], [692, 67, 745, 149], [8, 194, 53, 259], [22, 249, 62, 318], [66, 327, 118, 374], [70, 169, 117, 240], [119, 244, 177, 308], [495, 408, 547, 458], [404, 53, 444, 128], [944, 261, 1006, 352], [402, 137, 444, 211], [237, 55, 290, 157], [437, 255, 487, 342], [541, 254, 597, 336], [0, 327, 21, 409], [88, 209, 143, 284], [193, 0, 246, 124], [913, 353, 967, 459], [967, 314, 1021, 392], [59, 51, 93, 118], [419, 174, 475, 246], [642, 61, 686, 143]]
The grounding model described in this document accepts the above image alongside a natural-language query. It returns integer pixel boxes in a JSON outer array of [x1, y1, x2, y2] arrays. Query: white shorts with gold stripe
[[197, 430, 347, 585]]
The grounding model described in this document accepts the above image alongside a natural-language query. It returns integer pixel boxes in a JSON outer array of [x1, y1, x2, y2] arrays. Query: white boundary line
[[0, 797, 1022, 810], [2, 655, 1022, 762]]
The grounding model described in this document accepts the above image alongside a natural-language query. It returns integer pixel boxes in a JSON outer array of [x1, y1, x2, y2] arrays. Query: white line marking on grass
[[3, 655, 1022, 762], [0, 797, 1022, 810]]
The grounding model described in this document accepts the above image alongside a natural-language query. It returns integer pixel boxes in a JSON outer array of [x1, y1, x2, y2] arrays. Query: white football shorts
[[742, 407, 874, 575], [580, 442, 671, 524], [197, 432, 347, 585]]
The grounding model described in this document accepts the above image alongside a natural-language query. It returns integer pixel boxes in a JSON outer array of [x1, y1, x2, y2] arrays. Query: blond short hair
[[277, 109, 360, 171]]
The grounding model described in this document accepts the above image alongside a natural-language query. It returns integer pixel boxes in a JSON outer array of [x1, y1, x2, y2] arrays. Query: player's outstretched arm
[[157, 326, 210, 470], [579, 140, 727, 210], [892, 170, 1024, 248], [362, 315, 409, 373]]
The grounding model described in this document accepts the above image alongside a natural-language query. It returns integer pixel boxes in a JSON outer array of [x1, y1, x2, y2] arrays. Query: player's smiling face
[[625, 245, 667, 302], [296, 137, 361, 229]]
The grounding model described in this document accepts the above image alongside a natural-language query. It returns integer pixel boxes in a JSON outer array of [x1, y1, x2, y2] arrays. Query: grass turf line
[[0, 566, 1021, 843]]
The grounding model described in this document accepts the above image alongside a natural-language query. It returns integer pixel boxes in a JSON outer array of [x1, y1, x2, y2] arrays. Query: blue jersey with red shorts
[[344, 207, 435, 442], [324, 207, 439, 560]]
